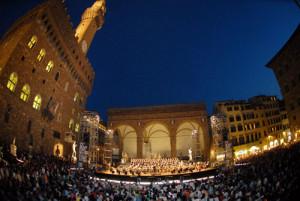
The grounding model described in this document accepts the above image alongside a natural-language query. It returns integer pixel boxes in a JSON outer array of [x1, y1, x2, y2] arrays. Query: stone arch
[[176, 121, 205, 159], [143, 122, 171, 158], [53, 143, 63, 157], [115, 125, 137, 158]]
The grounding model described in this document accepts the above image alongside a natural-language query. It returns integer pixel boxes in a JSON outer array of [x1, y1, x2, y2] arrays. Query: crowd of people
[[109, 158, 209, 176], [0, 141, 299, 200]]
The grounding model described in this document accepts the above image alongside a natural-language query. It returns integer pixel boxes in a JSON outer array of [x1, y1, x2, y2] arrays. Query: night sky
[[1, 0, 300, 120]]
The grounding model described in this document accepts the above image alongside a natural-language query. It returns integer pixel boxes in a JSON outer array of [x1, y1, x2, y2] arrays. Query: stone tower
[[0, 0, 105, 157], [75, 0, 106, 54]]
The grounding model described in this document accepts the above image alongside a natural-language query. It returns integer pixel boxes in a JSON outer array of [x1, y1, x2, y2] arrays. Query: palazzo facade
[[267, 25, 300, 137], [0, 0, 106, 157]]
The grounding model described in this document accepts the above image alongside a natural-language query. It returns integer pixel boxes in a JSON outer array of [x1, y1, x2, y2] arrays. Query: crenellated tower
[[75, 0, 106, 54]]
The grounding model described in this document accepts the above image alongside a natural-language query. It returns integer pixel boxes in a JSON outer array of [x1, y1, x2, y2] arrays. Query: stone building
[[0, 0, 106, 157], [213, 95, 290, 159], [107, 103, 210, 160], [267, 25, 300, 138]]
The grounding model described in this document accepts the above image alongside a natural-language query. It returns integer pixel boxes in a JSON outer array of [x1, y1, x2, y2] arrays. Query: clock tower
[[75, 0, 106, 54]]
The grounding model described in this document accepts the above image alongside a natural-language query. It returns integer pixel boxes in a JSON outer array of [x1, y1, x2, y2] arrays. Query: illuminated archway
[[116, 125, 137, 158], [53, 143, 63, 157], [176, 121, 204, 158], [143, 123, 170, 158]]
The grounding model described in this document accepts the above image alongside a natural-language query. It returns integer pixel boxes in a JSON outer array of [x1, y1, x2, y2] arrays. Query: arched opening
[[53, 143, 63, 157], [143, 123, 170, 158], [176, 121, 205, 160], [116, 125, 137, 158]]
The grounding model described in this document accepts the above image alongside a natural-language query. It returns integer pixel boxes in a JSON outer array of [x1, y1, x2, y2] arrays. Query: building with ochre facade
[[107, 103, 210, 160], [214, 95, 290, 159], [0, 0, 106, 157]]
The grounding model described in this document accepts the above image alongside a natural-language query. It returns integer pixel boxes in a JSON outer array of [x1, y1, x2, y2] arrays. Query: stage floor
[[95, 168, 217, 182]]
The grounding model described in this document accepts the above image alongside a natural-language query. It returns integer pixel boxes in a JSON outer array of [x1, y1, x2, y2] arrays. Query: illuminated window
[[46, 60, 54, 72], [74, 92, 79, 102], [20, 84, 30, 102], [37, 49, 46, 61], [32, 95, 42, 110], [75, 123, 80, 132], [69, 119, 74, 129], [6, 72, 18, 92], [27, 35, 37, 49]]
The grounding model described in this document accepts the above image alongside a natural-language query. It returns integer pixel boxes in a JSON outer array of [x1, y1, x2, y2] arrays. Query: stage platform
[[95, 168, 217, 182]]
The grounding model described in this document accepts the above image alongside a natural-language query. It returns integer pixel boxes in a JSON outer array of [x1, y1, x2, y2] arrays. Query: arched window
[[33, 95, 42, 110], [6, 72, 18, 92], [75, 123, 80, 132], [27, 35, 37, 49], [74, 92, 79, 102], [20, 84, 30, 102], [69, 119, 74, 129], [46, 60, 54, 72], [37, 49, 46, 61]]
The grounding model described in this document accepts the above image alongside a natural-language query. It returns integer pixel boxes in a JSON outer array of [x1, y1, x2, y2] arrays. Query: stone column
[[136, 127, 143, 158], [170, 135, 176, 157], [119, 137, 124, 155], [170, 126, 177, 158], [196, 130, 201, 160]]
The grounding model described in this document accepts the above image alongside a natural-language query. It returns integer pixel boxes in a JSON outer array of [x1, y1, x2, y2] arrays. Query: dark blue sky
[[1, 0, 300, 119]]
